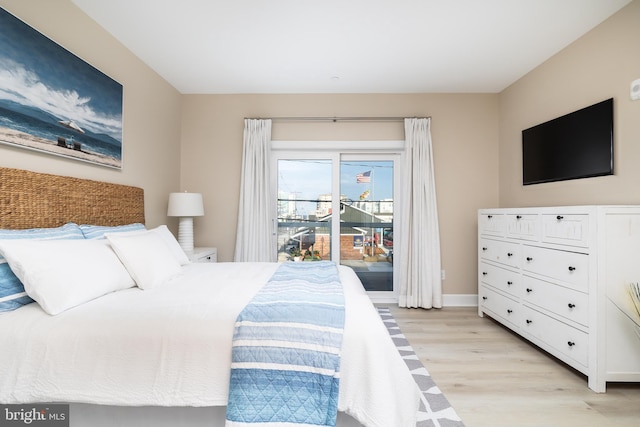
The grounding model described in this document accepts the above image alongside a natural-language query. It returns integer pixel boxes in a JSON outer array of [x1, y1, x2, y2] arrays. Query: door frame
[[271, 140, 403, 302]]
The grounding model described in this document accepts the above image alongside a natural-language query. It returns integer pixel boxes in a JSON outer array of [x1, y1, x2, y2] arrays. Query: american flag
[[356, 170, 371, 183]]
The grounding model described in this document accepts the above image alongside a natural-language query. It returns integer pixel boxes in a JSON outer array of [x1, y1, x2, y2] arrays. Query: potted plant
[[303, 249, 313, 261], [289, 247, 302, 262]]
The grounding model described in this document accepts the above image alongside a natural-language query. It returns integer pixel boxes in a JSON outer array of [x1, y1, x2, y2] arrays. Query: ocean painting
[[0, 7, 123, 169]]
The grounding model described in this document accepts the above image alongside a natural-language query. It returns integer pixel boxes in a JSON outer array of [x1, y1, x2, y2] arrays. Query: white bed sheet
[[0, 262, 420, 427]]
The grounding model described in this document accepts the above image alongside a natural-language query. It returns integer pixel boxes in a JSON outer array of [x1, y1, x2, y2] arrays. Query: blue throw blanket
[[225, 261, 345, 427]]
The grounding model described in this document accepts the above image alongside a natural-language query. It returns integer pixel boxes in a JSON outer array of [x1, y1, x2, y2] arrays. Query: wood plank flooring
[[387, 306, 640, 427]]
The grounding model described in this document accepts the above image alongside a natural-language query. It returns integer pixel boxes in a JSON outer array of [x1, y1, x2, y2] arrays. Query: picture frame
[[0, 7, 123, 169]]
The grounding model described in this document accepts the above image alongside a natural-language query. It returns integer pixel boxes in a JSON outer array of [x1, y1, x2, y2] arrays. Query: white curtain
[[234, 119, 276, 262], [397, 118, 442, 308]]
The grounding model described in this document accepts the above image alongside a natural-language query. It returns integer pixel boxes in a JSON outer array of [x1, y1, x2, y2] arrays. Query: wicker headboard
[[0, 167, 145, 229]]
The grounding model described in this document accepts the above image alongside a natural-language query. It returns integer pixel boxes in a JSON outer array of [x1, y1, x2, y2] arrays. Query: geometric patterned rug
[[377, 307, 466, 427]]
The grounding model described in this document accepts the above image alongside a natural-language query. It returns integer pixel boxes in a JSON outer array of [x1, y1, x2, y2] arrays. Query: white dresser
[[478, 206, 640, 392]]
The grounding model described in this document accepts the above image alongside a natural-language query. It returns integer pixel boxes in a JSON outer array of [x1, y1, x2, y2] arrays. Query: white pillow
[[106, 231, 182, 290], [103, 225, 190, 266], [0, 239, 135, 315], [149, 225, 190, 265]]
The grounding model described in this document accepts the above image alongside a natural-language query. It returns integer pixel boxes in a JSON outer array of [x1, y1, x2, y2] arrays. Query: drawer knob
[[507, 281, 513, 285], [507, 252, 513, 257], [482, 247, 488, 251], [568, 303, 576, 309], [568, 266, 576, 272], [507, 309, 513, 314], [516, 215, 522, 219], [526, 319, 533, 324], [567, 341, 576, 347], [482, 272, 488, 276], [526, 257, 533, 262], [557, 215, 564, 220], [488, 215, 493, 219], [526, 288, 533, 293], [482, 296, 488, 300]]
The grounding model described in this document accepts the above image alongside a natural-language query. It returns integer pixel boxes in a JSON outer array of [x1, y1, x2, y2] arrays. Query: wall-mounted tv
[[522, 98, 613, 185]]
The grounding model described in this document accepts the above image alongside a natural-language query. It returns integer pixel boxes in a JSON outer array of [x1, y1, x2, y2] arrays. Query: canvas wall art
[[0, 7, 123, 169]]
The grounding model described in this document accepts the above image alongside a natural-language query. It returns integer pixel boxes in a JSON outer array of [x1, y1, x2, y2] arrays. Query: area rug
[[377, 307, 465, 427]]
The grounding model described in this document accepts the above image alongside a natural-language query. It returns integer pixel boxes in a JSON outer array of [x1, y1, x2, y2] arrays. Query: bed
[[0, 167, 421, 427]]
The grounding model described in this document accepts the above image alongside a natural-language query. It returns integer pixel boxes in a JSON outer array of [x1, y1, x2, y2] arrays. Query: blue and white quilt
[[225, 261, 345, 427]]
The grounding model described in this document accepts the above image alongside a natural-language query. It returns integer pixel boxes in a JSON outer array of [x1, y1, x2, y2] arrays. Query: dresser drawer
[[522, 245, 588, 291], [480, 262, 521, 298], [479, 213, 506, 237], [542, 214, 589, 248], [521, 275, 588, 327], [479, 285, 521, 329], [521, 306, 588, 368], [506, 214, 540, 241], [190, 247, 218, 263], [479, 238, 521, 269]]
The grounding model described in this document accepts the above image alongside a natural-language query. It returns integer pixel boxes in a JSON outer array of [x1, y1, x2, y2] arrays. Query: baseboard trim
[[443, 294, 478, 307]]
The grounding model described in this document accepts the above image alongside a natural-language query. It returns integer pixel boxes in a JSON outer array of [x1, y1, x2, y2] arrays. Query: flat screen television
[[522, 98, 613, 185]]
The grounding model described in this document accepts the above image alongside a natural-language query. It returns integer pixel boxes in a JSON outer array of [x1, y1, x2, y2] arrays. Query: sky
[[0, 8, 123, 141], [278, 159, 393, 203]]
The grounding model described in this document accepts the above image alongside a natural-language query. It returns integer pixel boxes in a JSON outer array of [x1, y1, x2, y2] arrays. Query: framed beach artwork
[[0, 7, 123, 169]]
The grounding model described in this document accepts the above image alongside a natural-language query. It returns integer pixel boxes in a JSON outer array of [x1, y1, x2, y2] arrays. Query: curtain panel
[[398, 118, 442, 308], [234, 119, 276, 262]]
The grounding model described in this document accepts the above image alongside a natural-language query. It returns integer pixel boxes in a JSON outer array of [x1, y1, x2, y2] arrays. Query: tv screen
[[522, 98, 613, 185]]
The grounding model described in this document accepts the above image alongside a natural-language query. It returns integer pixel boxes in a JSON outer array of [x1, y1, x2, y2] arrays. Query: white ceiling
[[71, 0, 632, 94]]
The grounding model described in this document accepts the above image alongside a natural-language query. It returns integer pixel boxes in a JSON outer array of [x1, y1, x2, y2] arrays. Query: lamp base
[[177, 217, 194, 254]]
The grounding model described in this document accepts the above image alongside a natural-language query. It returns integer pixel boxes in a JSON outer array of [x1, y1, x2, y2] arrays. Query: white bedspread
[[0, 263, 419, 427]]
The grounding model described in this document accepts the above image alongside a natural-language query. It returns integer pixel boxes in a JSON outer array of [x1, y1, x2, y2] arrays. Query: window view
[[276, 158, 394, 292], [277, 159, 332, 262]]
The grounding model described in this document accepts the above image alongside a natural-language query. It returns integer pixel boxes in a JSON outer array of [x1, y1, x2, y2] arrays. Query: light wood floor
[[387, 306, 640, 427]]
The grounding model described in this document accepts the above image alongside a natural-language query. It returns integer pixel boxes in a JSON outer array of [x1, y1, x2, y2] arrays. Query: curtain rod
[[245, 116, 430, 123]]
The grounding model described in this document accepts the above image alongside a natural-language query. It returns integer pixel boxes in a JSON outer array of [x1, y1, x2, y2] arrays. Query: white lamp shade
[[167, 192, 204, 217]]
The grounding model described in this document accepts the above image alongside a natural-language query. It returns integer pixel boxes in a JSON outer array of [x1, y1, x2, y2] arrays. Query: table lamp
[[167, 192, 204, 254]]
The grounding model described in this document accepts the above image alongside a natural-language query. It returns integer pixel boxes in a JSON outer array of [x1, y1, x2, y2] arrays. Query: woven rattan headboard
[[0, 167, 145, 229]]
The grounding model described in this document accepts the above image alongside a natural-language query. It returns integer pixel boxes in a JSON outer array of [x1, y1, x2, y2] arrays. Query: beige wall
[[183, 0, 640, 296], [181, 94, 500, 295], [499, 0, 640, 207], [0, 0, 182, 227], [11, 1, 635, 297]]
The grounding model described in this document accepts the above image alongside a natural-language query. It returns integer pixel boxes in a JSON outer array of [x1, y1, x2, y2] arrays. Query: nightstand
[[189, 247, 217, 263]]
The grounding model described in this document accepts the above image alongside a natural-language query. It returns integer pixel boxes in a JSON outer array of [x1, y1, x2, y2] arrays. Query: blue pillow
[[80, 223, 146, 239], [0, 223, 85, 313]]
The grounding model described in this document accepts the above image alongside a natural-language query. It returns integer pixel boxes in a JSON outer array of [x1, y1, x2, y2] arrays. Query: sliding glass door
[[276, 157, 333, 262], [273, 144, 399, 295]]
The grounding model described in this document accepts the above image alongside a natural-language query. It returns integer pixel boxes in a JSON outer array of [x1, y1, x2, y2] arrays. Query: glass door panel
[[276, 159, 332, 262], [272, 146, 398, 296], [339, 160, 394, 291]]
